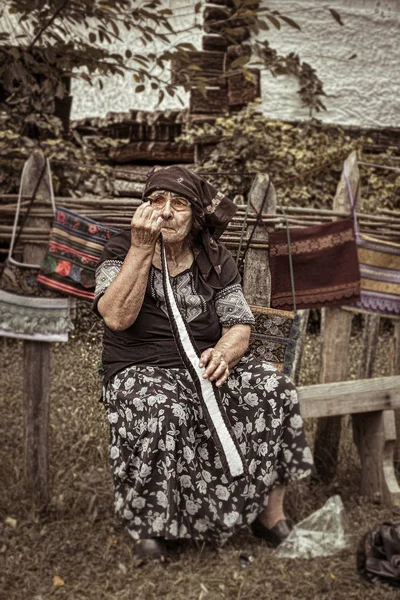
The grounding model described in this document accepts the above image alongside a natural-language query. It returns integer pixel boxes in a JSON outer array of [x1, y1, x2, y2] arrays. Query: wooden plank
[[204, 5, 231, 21], [393, 321, 400, 469], [353, 314, 380, 448], [23, 341, 50, 509], [113, 179, 145, 198], [356, 410, 400, 506], [22, 149, 53, 511], [202, 35, 229, 52], [292, 309, 310, 384], [190, 85, 229, 114], [228, 69, 261, 106], [109, 141, 194, 164], [242, 174, 276, 305], [171, 51, 225, 86], [298, 376, 400, 419], [313, 151, 359, 482], [203, 23, 251, 42]]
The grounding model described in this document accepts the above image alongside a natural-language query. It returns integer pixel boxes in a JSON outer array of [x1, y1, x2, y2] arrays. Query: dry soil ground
[[1, 307, 400, 600]]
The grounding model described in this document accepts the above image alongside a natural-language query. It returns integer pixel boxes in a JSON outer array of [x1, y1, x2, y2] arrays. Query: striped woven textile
[[352, 234, 400, 318], [38, 208, 118, 300]]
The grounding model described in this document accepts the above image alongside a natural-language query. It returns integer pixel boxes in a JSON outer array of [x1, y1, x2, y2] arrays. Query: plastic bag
[[276, 495, 351, 559]]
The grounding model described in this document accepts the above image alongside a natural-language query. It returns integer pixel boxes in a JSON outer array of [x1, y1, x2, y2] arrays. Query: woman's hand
[[131, 203, 163, 248], [199, 348, 230, 387]]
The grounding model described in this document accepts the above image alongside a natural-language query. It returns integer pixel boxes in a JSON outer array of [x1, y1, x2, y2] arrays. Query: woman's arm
[[199, 324, 251, 387], [97, 203, 163, 330]]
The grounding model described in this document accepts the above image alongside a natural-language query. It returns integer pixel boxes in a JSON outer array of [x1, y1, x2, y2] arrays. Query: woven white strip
[[161, 248, 244, 478]]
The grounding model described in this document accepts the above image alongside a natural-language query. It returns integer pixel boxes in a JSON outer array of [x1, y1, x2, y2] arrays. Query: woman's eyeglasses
[[145, 193, 190, 212]]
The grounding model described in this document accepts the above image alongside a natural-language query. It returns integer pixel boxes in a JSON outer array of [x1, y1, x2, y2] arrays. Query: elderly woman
[[93, 166, 313, 561]]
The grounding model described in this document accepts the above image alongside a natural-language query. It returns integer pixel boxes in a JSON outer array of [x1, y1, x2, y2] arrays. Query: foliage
[[180, 104, 399, 211], [212, 2, 346, 115], [251, 41, 326, 114], [0, 0, 203, 194]]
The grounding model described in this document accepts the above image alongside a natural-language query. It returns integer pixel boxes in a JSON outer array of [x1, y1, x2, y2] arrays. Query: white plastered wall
[[254, 0, 400, 127], [69, 0, 400, 128], [70, 0, 202, 120]]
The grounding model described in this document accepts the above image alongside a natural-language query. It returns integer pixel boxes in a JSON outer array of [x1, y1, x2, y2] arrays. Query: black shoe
[[251, 517, 293, 548], [133, 538, 169, 564]]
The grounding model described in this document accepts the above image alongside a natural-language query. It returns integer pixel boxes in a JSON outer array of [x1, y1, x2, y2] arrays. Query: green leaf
[[280, 15, 301, 30], [329, 8, 344, 26], [89, 32, 96, 43], [195, 2, 202, 13], [135, 84, 145, 92], [230, 55, 250, 69], [110, 20, 120, 37], [125, 49, 132, 59], [156, 89, 165, 107], [266, 14, 281, 29], [257, 20, 270, 31]]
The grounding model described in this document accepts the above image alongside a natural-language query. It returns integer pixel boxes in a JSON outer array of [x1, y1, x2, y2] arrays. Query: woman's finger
[[215, 367, 229, 387], [207, 359, 228, 381], [199, 348, 213, 368], [203, 353, 226, 379]]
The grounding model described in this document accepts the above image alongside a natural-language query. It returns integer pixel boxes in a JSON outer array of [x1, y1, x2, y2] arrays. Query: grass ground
[[1, 308, 399, 600]]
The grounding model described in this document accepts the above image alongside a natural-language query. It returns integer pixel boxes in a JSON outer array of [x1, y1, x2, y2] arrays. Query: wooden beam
[[228, 69, 261, 106], [353, 314, 380, 448], [22, 149, 53, 511], [202, 35, 229, 52], [190, 85, 229, 114], [298, 376, 400, 419], [313, 151, 359, 483], [109, 141, 194, 164], [291, 309, 310, 385], [171, 51, 225, 86], [393, 321, 400, 469], [356, 410, 400, 506]]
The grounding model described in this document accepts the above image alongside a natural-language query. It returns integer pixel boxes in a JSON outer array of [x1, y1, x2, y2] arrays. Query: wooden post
[[313, 151, 358, 483], [242, 173, 276, 304], [292, 309, 310, 385], [22, 149, 53, 511], [352, 313, 380, 457], [393, 321, 400, 470]]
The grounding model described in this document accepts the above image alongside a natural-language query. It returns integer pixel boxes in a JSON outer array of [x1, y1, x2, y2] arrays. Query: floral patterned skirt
[[103, 355, 314, 543]]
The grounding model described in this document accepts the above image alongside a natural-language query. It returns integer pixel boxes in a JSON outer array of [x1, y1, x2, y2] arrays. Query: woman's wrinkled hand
[[199, 348, 230, 387], [130, 203, 163, 248]]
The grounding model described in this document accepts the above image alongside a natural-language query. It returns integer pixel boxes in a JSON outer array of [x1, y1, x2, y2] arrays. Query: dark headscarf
[[143, 166, 238, 288]]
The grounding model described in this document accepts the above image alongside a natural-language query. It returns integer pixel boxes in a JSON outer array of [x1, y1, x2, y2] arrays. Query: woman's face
[[148, 190, 193, 245]]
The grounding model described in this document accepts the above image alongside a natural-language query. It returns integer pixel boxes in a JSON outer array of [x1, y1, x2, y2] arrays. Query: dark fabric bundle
[[38, 208, 118, 300], [269, 218, 361, 310], [248, 306, 300, 376], [357, 521, 400, 588]]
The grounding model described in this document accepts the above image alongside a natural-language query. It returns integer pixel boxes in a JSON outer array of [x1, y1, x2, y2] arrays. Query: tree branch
[[28, 0, 70, 50]]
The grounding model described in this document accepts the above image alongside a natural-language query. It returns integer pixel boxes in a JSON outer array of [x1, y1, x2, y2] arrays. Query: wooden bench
[[242, 155, 400, 507], [299, 376, 400, 505]]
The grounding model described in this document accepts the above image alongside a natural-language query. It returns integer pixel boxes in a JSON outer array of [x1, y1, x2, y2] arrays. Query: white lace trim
[[215, 283, 255, 326], [150, 267, 207, 323], [94, 260, 123, 300]]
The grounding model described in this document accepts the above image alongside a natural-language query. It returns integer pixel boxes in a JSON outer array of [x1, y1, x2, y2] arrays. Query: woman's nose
[[160, 199, 173, 219]]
